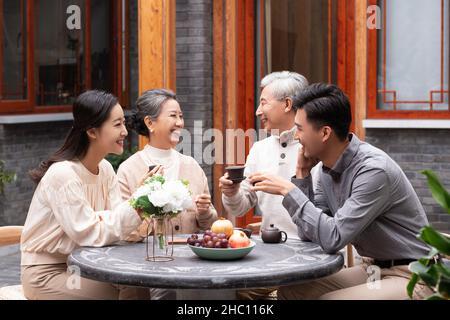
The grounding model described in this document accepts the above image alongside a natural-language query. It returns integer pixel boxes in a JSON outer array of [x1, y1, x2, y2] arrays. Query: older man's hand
[[249, 172, 296, 196], [219, 172, 241, 197]]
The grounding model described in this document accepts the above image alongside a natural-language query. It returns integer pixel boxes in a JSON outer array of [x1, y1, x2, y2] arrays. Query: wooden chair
[[246, 222, 356, 267], [0, 226, 26, 300]]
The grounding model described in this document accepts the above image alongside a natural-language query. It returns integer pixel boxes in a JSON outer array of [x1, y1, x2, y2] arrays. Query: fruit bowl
[[188, 241, 256, 261]]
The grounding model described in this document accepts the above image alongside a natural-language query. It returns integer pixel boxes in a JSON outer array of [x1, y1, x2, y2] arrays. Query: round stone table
[[68, 236, 343, 298]]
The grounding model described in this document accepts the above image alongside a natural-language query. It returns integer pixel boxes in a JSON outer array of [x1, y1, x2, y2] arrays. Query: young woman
[[21, 90, 152, 300], [118, 89, 217, 241]]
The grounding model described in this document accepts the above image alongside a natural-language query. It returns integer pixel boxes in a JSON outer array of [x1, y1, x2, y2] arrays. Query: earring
[[150, 129, 155, 134]]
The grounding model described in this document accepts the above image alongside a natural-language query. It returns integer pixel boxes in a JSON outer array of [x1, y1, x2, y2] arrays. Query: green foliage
[[106, 146, 138, 172], [407, 170, 450, 300], [0, 160, 16, 194]]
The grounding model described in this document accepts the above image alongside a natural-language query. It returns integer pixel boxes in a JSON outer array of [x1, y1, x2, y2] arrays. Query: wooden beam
[[355, 0, 367, 140], [138, 0, 176, 149]]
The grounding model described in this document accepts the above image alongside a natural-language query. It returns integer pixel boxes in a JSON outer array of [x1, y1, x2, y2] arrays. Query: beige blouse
[[117, 145, 218, 239], [21, 160, 142, 266]]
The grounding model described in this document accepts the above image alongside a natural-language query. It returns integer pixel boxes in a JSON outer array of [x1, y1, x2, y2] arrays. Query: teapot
[[261, 224, 287, 243]]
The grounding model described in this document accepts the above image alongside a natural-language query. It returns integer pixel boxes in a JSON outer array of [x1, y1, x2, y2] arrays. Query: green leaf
[[409, 261, 430, 274], [424, 247, 439, 260], [419, 226, 450, 255], [421, 170, 450, 214], [437, 277, 450, 299], [418, 264, 439, 288], [407, 273, 419, 299], [434, 262, 450, 280], [426, 293, 445, 300]]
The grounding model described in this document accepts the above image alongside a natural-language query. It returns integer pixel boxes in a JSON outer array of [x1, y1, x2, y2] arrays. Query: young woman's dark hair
[[292, 83, 352, 141], [127, 89, 177, 136], [29, 90, 119, 184]]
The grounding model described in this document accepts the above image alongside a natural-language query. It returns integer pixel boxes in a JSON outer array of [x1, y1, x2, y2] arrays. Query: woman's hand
[[249, 172, 296, 196], [137, 165, 164, 187], [195, 193, 212, 215]]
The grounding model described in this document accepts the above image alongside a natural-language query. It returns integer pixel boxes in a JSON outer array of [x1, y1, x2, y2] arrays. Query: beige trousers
[[278, 261, 433, 300], [21, 264, 150, 300]]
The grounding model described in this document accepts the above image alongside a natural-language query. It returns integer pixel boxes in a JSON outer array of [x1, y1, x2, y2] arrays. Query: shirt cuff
[[122, 202, 143, 231], [291, 175, 312, 190], [222, 189, 243, 204], [282, 187, 310, 218]]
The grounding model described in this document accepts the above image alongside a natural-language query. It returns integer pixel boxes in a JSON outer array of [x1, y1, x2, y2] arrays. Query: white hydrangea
[[131, 175, 193, 216]]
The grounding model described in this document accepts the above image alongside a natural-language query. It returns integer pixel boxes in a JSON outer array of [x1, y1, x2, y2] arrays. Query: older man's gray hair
[[260, 71, 308, 101]]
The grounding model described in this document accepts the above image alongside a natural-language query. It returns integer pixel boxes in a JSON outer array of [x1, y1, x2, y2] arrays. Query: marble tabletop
[[67, 236, 344, 290]]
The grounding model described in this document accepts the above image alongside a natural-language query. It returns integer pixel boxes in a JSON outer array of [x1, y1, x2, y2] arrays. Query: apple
[[229, 230, 250, 248]]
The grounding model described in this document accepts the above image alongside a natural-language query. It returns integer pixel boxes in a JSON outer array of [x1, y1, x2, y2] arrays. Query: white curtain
[[379, 0, 449, 111]]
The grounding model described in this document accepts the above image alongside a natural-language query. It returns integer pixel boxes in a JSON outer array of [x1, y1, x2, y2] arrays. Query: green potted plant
[[408, 170, 450, 300]]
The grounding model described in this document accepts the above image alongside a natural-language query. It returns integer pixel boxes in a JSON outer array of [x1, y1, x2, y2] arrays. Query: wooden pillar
[[212, 0, 238, 220], [138, 0, 176, 149], [354, 0, 368, 140]]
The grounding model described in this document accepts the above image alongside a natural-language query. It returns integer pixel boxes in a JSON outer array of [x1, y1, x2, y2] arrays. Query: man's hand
[[195, 194, 212, 215], [296, 146, 319, 179], [249, 172, 296, 196], [219, 172, 241, 197]]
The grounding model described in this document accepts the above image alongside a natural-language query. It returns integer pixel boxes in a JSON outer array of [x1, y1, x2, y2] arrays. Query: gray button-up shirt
[[282, 134, 430, 260]]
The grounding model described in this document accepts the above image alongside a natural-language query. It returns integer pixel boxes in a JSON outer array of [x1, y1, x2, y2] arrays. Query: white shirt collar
[[272, 126, 297, 144]]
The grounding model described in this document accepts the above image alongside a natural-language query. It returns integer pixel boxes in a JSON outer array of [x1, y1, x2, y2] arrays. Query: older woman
[[117, 89, 218, 242]]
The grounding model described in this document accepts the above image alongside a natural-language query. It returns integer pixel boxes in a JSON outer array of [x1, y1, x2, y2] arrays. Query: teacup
[[225, 166, 246, 182]]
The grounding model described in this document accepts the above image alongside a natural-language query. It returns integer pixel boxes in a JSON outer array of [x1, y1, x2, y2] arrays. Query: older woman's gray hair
[[260, 71, 308, 101], [128, 89, 177, 136]]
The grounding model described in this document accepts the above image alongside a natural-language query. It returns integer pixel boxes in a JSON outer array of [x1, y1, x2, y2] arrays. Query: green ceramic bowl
[[188, 241, 256, 261]]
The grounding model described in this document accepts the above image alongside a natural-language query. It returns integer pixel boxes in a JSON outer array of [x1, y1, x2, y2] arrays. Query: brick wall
[[175, 0, 214, 194], [0, 122, 72, 225], [365, 129, 450, 234]]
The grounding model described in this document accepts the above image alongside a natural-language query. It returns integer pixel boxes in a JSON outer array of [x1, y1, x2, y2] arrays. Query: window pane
[[1, 0, 27, 101], [267, 0, 337, 84], [378, 0, 449, 111], [35, 0, 85, 106], [91, 0, 113, 92]]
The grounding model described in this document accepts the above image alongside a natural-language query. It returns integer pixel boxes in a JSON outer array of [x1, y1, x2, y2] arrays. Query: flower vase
[[145, 216, 174, 262]]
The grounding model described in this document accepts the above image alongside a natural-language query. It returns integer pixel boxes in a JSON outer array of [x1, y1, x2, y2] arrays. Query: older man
[[220, 71, 318, 241]]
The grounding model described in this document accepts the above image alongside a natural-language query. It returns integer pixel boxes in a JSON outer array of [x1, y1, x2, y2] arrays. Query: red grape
[[214, 242, 222, 248], [203, 235, 212, 243], [220, 239, 228, 248], [206, 240, 214, 248]]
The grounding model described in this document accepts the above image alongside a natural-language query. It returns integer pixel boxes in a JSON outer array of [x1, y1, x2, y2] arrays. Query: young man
[[250, 83, 432, 300], [219, 71, 318, 240]]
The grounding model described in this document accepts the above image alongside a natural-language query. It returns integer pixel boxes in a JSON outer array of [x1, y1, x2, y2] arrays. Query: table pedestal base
[[175, 289, 237, 300]]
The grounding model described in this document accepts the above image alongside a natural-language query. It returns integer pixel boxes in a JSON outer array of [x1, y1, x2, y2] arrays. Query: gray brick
[[366, 128, 450, 233]]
